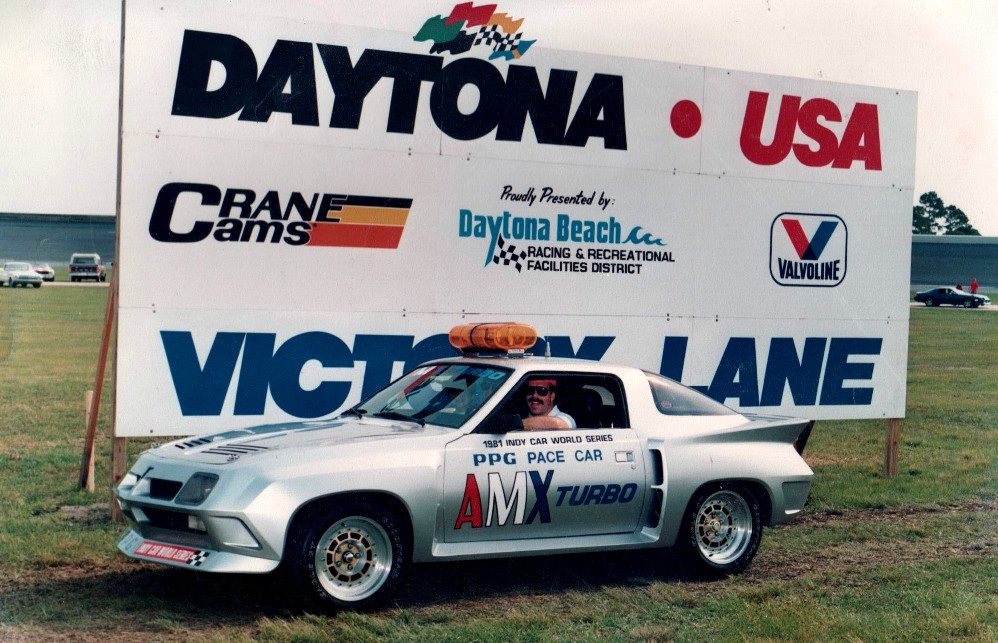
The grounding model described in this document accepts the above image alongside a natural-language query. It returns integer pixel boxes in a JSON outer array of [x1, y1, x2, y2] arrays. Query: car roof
[[424, 354, 639, 375]]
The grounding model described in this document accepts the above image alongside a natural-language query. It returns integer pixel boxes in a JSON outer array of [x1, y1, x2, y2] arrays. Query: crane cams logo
[[414, 2, 536, 60], [148, 182, 412, 249], [770, 212, 847, 287]]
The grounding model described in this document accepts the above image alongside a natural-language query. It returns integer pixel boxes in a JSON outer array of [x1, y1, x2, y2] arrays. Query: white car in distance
[[1, 261, 43, 288]]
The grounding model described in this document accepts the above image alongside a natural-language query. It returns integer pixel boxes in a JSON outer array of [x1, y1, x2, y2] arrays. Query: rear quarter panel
[[624, 372, 812, 547]]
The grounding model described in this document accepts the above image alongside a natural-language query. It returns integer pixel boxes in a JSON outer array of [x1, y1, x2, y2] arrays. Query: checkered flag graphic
[[187, 551, 211, 567], [475, 25, 523, 52], [491, 235, 526, 272]]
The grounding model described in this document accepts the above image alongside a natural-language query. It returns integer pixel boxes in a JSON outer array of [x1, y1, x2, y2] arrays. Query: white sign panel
[[116, 1, 916, 436]]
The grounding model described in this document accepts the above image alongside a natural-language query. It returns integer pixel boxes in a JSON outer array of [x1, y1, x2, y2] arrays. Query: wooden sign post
[[78, 270, 118, 490], [884, 418, 901, 477], [83, 390, 96, 492]]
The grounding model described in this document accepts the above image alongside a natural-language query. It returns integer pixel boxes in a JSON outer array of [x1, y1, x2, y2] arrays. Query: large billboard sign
[[116, 1, 916, 436]]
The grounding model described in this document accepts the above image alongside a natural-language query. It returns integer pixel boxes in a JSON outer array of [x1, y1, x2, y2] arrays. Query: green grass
[[0, 288, 995, 640], [807, 308, 998, 510]]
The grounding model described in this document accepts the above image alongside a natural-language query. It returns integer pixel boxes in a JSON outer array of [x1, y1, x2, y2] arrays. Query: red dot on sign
[[670, 100, 702, 138]]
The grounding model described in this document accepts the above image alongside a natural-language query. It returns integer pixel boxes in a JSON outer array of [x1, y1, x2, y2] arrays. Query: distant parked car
[[69, 253, 106, 282], [914, 287, 990, 308], [1, 261, 43, 288], [32, 263, 55, 282]]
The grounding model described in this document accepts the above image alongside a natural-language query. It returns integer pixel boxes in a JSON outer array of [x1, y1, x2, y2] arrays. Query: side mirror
[[498, 413, 524, 432]]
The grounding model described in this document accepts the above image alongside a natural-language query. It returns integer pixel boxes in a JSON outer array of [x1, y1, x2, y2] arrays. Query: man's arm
[[521, 415, 571, 431]]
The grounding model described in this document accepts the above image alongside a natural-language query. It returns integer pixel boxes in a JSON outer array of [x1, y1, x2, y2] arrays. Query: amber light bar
[[449, 323, 538, 353]]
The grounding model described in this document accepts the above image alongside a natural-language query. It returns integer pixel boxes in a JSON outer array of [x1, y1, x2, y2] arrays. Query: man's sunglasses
[[525, 386, 554, 396]]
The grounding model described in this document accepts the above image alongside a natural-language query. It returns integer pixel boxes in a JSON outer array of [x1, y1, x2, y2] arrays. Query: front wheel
[[32, 283, 40, 288], [963, 299, 973, 308], [287, 501, 409, 611], [677, 484, 762, 578]]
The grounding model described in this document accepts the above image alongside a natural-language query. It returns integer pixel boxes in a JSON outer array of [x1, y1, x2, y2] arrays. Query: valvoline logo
[[770, 213, 847, 287], [414, 2, 536, 60]]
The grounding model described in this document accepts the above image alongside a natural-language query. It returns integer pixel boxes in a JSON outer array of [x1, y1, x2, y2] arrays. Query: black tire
[[963, 299, 973, 308], [32, 283, 40, 288], [100, 274, 106, 282], [6, 278, 11, 288], [676, 484, 762, 578], [71, 277, 78, 283], [286, 500, 409, 611], [924, 298, 934, 307]]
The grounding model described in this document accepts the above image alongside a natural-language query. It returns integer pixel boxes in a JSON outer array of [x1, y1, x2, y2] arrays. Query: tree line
[[912, 191, 980, 235]]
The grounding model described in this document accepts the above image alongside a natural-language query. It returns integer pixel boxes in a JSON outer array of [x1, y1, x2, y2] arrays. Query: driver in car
[[521, 378, 576, 431]]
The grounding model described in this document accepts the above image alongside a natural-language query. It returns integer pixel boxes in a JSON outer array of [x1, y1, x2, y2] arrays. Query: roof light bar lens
[[449, 323, 537, 352]]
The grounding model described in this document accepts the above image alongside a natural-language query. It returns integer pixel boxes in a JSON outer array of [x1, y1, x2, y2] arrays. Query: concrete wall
[[0, 213, 115, 264], [911, 234, 997, 289]]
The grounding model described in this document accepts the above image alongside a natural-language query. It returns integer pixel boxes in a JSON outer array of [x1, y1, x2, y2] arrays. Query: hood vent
[[176, 437, 213, 449], [200, 444, 271, 457]]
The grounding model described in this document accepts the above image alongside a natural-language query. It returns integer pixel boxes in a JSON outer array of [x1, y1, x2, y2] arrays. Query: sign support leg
[[83, 390, 96, 491], [111, 437, 128, 522], [77, 271, 117, 489], [884, 418, 901, 477]]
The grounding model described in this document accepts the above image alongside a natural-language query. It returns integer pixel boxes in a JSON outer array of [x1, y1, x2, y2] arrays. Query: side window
[[485, 372, 629, 431], [567, 380, 628, 428], [646, 372, 736, 416]]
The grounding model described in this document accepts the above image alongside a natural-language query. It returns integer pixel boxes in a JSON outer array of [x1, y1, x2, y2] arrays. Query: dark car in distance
[[69, 253, 107, 282], [914, 287, 990, 308]]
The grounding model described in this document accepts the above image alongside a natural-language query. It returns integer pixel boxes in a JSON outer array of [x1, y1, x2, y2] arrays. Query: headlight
[[119, 471, 140, 488], [175, 473, 219, 505]]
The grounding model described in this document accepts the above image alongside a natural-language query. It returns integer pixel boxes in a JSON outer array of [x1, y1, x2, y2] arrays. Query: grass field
[[0, 287, 995, 641]]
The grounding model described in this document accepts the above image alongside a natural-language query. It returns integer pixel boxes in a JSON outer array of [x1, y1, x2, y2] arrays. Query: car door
[[442, 372, 646, 543]]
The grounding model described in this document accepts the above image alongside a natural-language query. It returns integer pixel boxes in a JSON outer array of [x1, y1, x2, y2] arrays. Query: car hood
[[149, 417, 451, 466]]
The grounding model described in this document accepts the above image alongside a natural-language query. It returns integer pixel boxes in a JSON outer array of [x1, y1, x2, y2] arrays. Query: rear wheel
[[286, 501, 409, 611], [677, 484, 762, 578], [924, 298, 934, 307], [32, 283, 40, 288]]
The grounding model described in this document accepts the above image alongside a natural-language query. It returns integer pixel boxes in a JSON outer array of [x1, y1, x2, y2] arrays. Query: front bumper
[[117, 529, 278, 573], [115, 472, 282, 573]]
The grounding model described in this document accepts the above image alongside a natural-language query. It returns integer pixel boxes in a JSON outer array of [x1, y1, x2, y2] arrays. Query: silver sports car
[[115, 323, 813, 610]]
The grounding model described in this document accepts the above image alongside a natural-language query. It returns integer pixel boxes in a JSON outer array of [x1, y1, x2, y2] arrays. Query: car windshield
[[6, 262, 30, 271], [352, 364, 512, 428]]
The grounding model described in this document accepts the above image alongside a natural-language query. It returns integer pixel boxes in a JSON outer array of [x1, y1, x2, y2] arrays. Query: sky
[[1, 0, 995, 234]]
